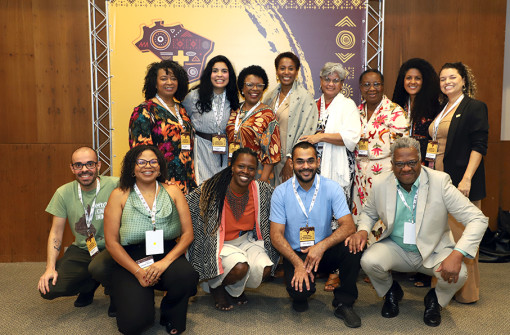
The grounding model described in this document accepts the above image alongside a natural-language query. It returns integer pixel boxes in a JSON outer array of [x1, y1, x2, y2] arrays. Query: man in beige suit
[[346, 137, 487, 327]]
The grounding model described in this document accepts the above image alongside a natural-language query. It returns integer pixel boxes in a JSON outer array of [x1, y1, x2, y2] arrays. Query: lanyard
[[133, 182, 159, 230], [274, 88, 292, 111], [362, 100, 383, 136], [77, 178, 100, 230], [156, 94, 185, 130], [212, 91, 226, 134], [234, 101, 261, 135], [433, 94, 464, 140], [396, 185, 418, 224], [292, 175, 320, 227], [407, 98, 413, 137]]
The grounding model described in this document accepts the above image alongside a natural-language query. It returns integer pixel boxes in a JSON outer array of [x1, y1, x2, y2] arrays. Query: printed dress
[[226, 105, 281, 180], [129, 100, 197, 194], [352, 96, 409, 240]]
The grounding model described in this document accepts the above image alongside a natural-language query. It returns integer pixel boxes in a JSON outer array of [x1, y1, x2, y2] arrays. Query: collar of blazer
[[444, 96, 471, 158]]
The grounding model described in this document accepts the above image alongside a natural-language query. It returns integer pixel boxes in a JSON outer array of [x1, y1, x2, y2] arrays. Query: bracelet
[[134, 267, 141, 275]]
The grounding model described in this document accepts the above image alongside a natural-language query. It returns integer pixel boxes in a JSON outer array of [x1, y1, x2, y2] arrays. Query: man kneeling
[[186, 148, 279, 311], [270, 142, 361, 328], [346, 137, 487, 327]]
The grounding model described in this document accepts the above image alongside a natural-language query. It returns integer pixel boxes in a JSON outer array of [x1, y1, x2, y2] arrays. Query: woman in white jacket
[[299, 62, 361, 292]]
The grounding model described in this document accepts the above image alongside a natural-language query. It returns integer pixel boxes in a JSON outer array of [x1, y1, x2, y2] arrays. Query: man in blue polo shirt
[[270, 141, 361, 328], [346, 137, 487, 327]]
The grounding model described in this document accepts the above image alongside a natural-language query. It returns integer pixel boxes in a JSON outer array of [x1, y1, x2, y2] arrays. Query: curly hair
[[320, 62, 348, 81], [392, 58, 441, 122], [192, 55, 240, 114], [359, 68, 384, 85], [199, 147, 258, 234], [119, 145, 168, 191], [439, 62, 477, 102], [274, 52, 301, 70], [237, 65, 269, 97], [143, 60, 189, 102]]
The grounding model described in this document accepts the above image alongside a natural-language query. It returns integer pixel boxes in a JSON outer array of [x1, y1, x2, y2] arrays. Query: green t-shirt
[[45, 176, 119, 251]]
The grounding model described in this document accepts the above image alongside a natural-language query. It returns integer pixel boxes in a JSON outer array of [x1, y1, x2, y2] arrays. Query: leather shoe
[[334, 304, 361, 328], [107, 296, 116, 318], [381, 281, 403, 318], [423, 288, 442, 327], [74, 291, 94, 307]]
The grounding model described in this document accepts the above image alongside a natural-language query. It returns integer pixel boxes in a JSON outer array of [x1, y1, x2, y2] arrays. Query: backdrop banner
[[108, 0, 366, 174]]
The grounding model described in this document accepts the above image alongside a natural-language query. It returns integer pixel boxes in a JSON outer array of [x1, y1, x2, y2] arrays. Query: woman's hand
[[145, 260, 170, 285], [299, 133, 322, 145], [458, 177, 472, 198], [280, 158, 293, 182], [134, 267, 151, 287]]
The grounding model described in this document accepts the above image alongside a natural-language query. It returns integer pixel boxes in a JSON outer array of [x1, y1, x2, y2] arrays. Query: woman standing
[[104, 145, 198, 335], [182, 55, 240, 185], [299, 62, 361, 292], [352, 69, 409, 228], [264, 52, 318, 186], [186, 148, 279, 311], [392, 58, 441, 162], [429, 62, 488, 303], [226, 65, 281, 183], [129, 60, 197, 194]]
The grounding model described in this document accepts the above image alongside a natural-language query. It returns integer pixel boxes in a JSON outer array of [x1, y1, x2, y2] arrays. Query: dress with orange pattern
[[129, 100, 197, 194], [226, 104, 281, 180]]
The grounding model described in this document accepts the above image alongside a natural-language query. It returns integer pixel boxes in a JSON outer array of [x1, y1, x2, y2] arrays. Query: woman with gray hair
[[299, 62, 361, 292]]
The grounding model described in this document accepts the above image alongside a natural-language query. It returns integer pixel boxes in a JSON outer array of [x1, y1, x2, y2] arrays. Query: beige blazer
[[357, 166, 488, 268]]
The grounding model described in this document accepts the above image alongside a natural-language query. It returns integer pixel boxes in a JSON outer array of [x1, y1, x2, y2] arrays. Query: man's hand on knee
[[38, 269, 58, 294], [291, 266, 314, 292]]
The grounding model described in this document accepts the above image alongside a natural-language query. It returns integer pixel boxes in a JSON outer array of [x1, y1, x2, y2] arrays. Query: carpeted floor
[[1, 262, 509, 334]]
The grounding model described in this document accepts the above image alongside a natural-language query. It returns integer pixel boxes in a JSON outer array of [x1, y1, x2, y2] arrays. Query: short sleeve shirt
[[45, 176, 119, 250], [270, 174, 351, 251]]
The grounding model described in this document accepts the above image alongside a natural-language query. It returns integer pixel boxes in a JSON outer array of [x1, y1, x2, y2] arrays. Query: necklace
[[226, 184, 249, 221]]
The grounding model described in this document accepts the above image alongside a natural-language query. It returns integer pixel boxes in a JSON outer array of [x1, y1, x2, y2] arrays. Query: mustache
[[298, 169, 314, 174]]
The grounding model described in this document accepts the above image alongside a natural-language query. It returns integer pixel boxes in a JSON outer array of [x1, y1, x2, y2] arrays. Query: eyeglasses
[[321, 77, 342, 84], [136, 159, 159, 168], [71, 161, 98, 170], [244, 83, 265, 89], [361, 82, 382, 89], [393, 160, 418, 168]]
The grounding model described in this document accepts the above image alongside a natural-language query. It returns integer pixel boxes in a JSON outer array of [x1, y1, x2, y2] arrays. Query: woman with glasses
[[298, 62, 361, 292], [182, 55, 240, 185], [428, 62, 488, 303], [104, 145, 198, 335], [263, 52, 318, 186], [352, 69, 409, 229], [226, 65, 281, 183], [129, 60, 196, 194]]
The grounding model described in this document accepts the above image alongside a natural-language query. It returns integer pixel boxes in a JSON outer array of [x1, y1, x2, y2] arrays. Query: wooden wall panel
[[383, 0, 507, 226]]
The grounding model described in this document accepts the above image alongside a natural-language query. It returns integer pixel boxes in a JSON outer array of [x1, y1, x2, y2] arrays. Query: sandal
[[210, 285, 233, 311], [324, 273, 340, 292], [229, 292, 248, 306]]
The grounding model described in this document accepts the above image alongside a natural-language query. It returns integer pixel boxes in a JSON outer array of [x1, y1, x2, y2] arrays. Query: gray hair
[[320, 62, 348, 80], [390, 137, 421, 161]]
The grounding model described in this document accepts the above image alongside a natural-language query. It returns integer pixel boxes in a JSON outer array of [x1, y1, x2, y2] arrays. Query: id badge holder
[[403, 221, 416, 245], [299, 227, 315, 249], [181, 132, 191, 152], [212, 135, 227, 154], [86, 232, 100, 258], [358, 138, 369, 157], [425, 140, 438, 161], [136, 255, 155, 269], [228, 141, 241, 159], [146, 229, 164, 255]]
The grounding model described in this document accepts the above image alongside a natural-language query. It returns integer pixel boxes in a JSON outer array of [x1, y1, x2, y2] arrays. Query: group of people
[[38, 52, 489, 334]]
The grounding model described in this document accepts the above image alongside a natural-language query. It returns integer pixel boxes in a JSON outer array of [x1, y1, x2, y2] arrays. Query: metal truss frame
[[364, 0, 384, 72], [88, 0, 112, 175], [88, 0, 384, 174]]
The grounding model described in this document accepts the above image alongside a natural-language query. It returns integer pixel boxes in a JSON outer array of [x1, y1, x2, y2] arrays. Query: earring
[[132, 172, 135, 177]]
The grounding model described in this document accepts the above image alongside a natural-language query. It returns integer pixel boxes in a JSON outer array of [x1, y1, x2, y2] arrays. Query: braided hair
[[199, 147, 258, 234]]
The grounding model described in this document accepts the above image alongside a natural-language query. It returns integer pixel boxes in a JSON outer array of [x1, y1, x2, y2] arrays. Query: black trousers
[[283, 242, 361, 306], [113, 241, 199, 335], [41, 245, 114, 299]]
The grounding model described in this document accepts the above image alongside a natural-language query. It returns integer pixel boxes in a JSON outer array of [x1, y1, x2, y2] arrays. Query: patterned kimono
[[226, 105, 281, 180], [129, 100, 197, 194], [352, 96, 409, 240]]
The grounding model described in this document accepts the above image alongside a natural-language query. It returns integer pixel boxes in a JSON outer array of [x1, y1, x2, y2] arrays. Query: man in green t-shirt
[[38, 147, 119, 317]]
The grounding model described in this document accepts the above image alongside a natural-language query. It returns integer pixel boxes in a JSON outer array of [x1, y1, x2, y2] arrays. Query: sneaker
[[334, 304, 361, 328]]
